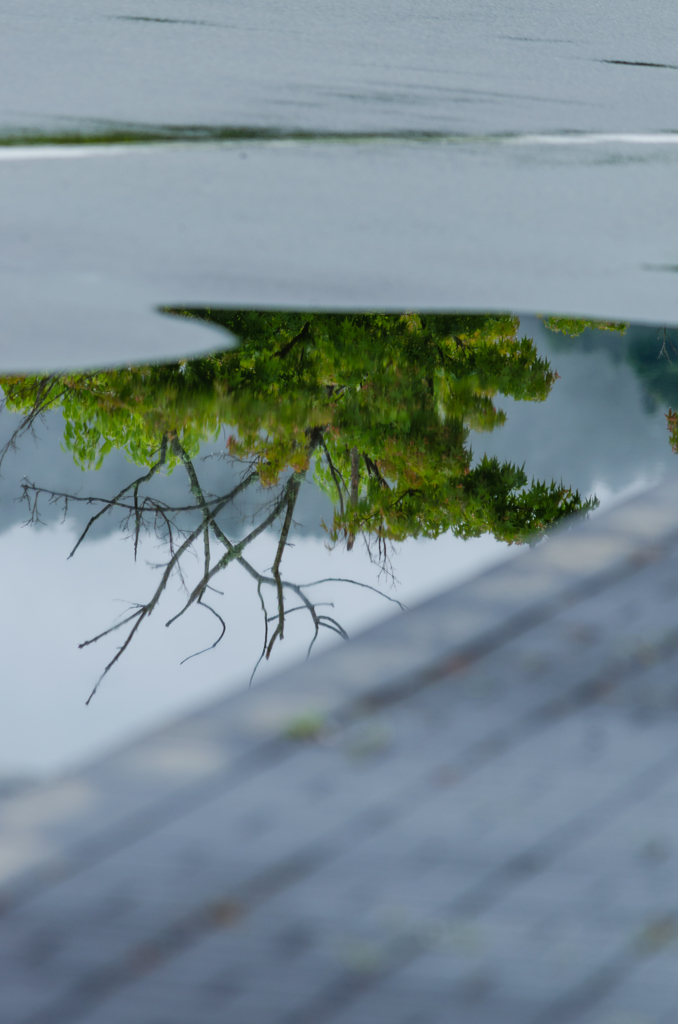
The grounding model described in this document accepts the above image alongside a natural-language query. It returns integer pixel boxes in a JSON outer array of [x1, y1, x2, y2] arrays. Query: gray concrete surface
[[3, 137, 678, 370], [2, 480, 678, 1021], [2, 5, 678, 1019], [2, 0, 677, 136], [2, 1, 678, 369]]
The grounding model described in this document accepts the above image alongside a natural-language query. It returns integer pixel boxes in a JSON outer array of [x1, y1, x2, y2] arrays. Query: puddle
[[0, 310, 676, 778]]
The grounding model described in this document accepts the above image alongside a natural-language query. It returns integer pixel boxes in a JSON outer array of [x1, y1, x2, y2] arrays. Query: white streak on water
[[0, 145, 132, 161], [2, 133, 678, 162], [508, 133, 678, 145]]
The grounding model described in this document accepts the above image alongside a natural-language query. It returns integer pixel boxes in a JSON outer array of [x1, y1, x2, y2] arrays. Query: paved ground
[[5, 136, 678, 372], [2, 481, 678, 1022], [2, 2, 678, 369], [2, 0, 677, 136]]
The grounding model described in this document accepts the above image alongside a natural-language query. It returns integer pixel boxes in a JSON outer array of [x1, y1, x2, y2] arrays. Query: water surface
[[1, 309, 676, 780]]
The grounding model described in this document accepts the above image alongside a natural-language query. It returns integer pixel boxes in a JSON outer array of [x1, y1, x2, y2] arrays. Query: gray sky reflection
[[0, 408, 334, 540], [469, 316, 676, 500]]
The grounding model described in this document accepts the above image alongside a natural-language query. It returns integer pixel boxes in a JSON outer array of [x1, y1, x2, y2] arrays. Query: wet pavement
[[3, 137, 678, 368], [2, 0, 678, 136], [1, 2, 678, 367], [2, 4, 678, 1021]]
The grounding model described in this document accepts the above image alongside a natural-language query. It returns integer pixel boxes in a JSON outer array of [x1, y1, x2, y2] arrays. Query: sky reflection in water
[[0, 310, 676, 779]]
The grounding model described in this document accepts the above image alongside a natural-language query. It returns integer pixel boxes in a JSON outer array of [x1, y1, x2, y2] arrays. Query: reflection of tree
[[2, 311, 596, 697], [22, 430, 404, 702], [541, 316, 678, 455], [542, 316, 627, 338]]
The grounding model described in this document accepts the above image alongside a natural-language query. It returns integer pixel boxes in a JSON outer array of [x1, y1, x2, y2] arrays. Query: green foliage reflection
[[1, 311, 596, 547], [542, 316, 628, 338]]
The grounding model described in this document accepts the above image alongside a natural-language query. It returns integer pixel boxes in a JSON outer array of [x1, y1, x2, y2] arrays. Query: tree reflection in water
[[0, 311, 597, 700]]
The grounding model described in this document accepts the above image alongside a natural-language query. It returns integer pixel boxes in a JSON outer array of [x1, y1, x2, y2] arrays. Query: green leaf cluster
[[0, 311, 596, 545], [542, 316, 628, 337]]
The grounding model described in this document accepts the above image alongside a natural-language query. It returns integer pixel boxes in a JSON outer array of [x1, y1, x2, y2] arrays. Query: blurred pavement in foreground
[[1, 480, 678, 1020]]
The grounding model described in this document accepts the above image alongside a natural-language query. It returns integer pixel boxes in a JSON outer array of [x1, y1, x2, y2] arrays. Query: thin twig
[[180, 596, 227, 664], [297, 577, 406, 610]]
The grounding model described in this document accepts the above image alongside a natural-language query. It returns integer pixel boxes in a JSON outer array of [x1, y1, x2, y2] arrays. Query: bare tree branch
[[266, 477, 301, 657], [321, 438, 346, 515], [179, 596, 227, 665], [81, 470, 259, 702], [250, 580, 270, 687], [297, 577, 406, 610], [164, 480, 292, 629], [18, 419, 403, 699]]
